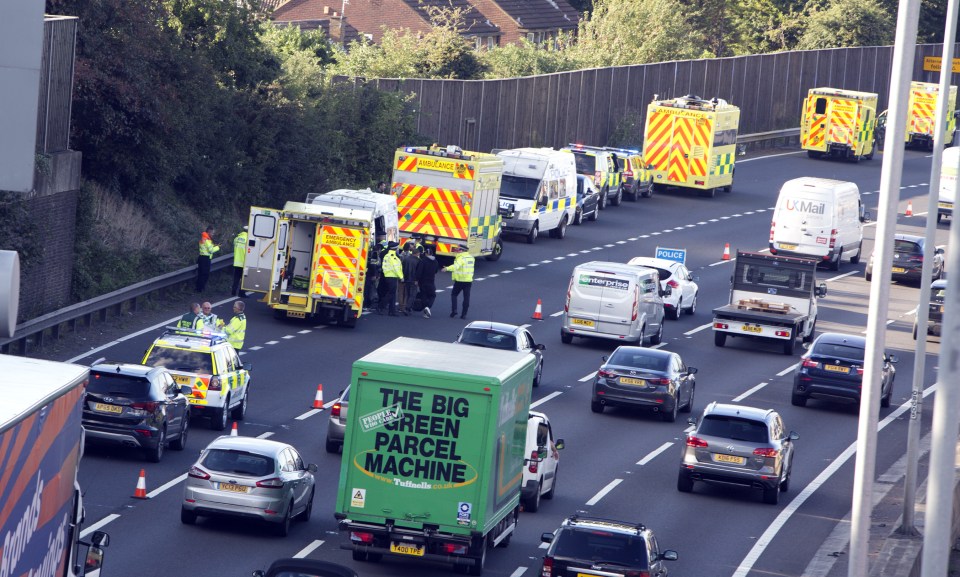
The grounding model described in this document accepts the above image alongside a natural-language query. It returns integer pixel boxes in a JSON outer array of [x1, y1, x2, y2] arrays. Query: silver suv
[[677, 402, 798, 504]]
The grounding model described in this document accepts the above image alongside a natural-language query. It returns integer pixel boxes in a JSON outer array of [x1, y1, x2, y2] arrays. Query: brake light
[[654, 378, 672, 386], [769, 221, 776, 242], [667, 279, 680, 289], [331, 402, 342, 418], [856, 367, 864, 376], [631, 287, 639, 321], [208, 375, 221, 391], [565, 276, 573, 313], [802, 358, 820, 369], [598, 368, 615, 379], [443, 542, 468, 555], [753, 448, 779, 458], [188, 466, 210, 480], [541, 556, 553, 577], [829, 229, 837, 249], [528, 450, 539, 474], [624, 571, 650, 577], [775, 330, 791, 337], [623, 170, 634, 177], [714, 322, 729, 330], [686, 436, 708, 448], [256, 477, 284, 489], [350, 531, 375, 544], [130, 401, 158, 413]]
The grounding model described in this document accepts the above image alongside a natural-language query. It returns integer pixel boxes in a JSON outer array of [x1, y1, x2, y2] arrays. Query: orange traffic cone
[[905, 201, 913, 216], [532, 299, 544, 320], [722, 243, 731, 260], [133, 469, 148, 499], [230, 422, 238, 436], [312, 384, 324, 409]]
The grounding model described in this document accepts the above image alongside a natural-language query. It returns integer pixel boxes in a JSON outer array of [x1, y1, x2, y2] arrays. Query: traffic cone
[[230, 422, 238, 436], [905, 201, 913, 216], [532, 299, 544, 320], [133, 469, 148, 499], [312, 384, 324, 409], [722, 243, 731, 260]]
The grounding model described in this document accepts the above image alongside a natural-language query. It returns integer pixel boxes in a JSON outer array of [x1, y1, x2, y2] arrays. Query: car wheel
[[180, 507, 197, 525], [171, 417, 188, 451], [686, 293, 697, 315], [543, 467, 557, 499], [574, 208, 583, 225], [644, 183, 654, 198], [881, 383, 892, 408], [560, 331, 573, 344], [526, 223, 538, 245], [212, 398, 229, 431], [612, 187, 622, 206], [668, 300, 682, 320], [298, 489, 315, 522], [598, 188, 608, 210], [681, 385, 694, 413], [791, 391, 808, 407], [850, 242, 862, 264], [780, 465, 791, 493], [590, 399, 604, 413], [231, 390, 248, 421], [588, 205, 599, 222], [550, 216, 567, 239], [763, 484, 780, 505], [677, 472, 694, 493], [525, 481, 541, 512], [325, 436, 341, 454], [146, 428, 165, 463], [650, 323, 663, 345], [660, 396, 678, 422], [714, 332, 726, 347], [274, 500, 294, 536]]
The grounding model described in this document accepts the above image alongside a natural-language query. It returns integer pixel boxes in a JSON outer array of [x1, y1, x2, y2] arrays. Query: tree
[[680, 0, 745, 58], [481, 36, 578, 78], [797, 0, 894, 49]]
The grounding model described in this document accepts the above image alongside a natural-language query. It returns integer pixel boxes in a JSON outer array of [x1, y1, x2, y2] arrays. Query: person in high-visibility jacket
[[443, 246, 475, 319], [222, 300, 246, 350], [379, 241, 403, 316], [196, 226, 220, 293], [232, 226, 249, 298], [178, 302, 205, 330]]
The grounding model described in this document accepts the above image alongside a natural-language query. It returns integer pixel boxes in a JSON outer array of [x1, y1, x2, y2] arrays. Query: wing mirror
[[555, 439, 565, 450], [817, 283, 828, 298], [687, 367, 698, 375], [886, 354, 899, 364], [789, 431, 800, 441], [537, 343, 546, 351], [179, 385, 193, 396], [307, 463, 318, 473]]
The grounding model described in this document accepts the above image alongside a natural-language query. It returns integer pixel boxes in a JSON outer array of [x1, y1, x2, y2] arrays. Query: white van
[[561, 261, 668, 346], [521, 411, 563, 512], [497, 148, 577, 244], [938, 146, 959, 223], [307, 188, 400, 246], [769, 177, 868, 270]]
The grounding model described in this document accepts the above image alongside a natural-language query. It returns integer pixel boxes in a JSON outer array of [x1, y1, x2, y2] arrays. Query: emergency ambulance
[[939, 146, 959, 223], [561, 144, 623, 207], [642, 94, 740, 198], [306, 187, 399, 246], [242, 200, 374, 326], [877, 82, 958, 150], [391, 145, 505, 261], [496, 147, 577, 244], [800, 87, 878, 162]]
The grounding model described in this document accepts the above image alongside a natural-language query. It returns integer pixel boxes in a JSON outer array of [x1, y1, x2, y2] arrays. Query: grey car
[[591, 346, 696, 422], [455, 321, 546, 387], [181, 436, 317, 536], [677, 402, 798, 504], [325, 385, 350, 454]]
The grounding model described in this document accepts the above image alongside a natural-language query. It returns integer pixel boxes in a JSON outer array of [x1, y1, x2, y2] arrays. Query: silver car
[[181, 436, 317, 536], [325, 385, 350, 453]]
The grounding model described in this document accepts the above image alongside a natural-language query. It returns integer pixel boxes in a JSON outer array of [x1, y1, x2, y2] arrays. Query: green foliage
[[0, 193, 40, 270], [481, 37, 578, 78], [607, 110, 645, 149], [797, 0, 894, 49]]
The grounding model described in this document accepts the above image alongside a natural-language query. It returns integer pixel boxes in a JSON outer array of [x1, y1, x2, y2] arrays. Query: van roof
[[574, 261, 657, 277], [782, 176, 857, 192]]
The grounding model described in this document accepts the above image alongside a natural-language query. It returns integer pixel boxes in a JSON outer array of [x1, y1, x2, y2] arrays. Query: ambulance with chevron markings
[[642, 95, 740, 198], [800, 87, 878, 162], [391, 145, 505, 261], [877, 81, 958, 151]]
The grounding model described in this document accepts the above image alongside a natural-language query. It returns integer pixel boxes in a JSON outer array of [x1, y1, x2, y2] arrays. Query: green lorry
[[334, 337, 536, 575]]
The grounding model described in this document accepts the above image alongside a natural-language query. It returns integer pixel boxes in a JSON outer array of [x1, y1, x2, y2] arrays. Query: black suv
[[540, 516, 678, 577], [83, 360, 192, 462]]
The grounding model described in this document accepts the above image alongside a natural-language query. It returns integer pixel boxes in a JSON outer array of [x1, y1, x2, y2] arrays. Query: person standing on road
[[415, 245, 439, 318], [198, 301, 219, 329], [363, 241, 382, 312], [223, 300, 246, 351], [197, 226, 220, 293], [443, 246, 474, 319], [232, 226, 249, 297], [178, 302, 205, 329], [380, 241, 403, 316], [399, 242, 419, 315]]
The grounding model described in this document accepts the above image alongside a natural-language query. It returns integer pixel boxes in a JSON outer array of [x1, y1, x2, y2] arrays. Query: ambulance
[[242, 199, 375, 326], [642, 94, 740, 198], [306, 187, 399, 246], [877, 81, 958, 150], [800, 87, 878, 162], [496, 147, 577, 244], [391, 144, 505, 261], [939, 146, 960, 223]]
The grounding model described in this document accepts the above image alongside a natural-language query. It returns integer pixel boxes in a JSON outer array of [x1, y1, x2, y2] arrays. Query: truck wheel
[[340, 313, 358, 328], [783, 335, 796, 356], [525, 482, 541, 512], [212, 399, 229, 431], [560, 331, 573, 344], [700, 187, 716, 198], [803, 320, 817, 343], [714, 332, 726, 347], [231, 390, 248, 420], [643, 182, 653, 198], [468, 536, 488, 575], [146, 428, 166, 463], [485, 238, 503, 262], [526, 224, 538, 245]]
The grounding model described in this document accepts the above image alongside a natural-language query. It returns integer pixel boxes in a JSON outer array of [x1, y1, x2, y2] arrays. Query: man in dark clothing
[[415, 246, 440, 318], [376, 242, 390, 311], [399, 242, 419, 315]]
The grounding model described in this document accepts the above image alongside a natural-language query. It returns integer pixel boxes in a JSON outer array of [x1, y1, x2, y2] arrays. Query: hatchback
[[181, 436, 317, 536], [455, 321, 546, 387], [865, 233, 944, 283], [325, 385, 350, 453], [678, 402, 798, 504], [573, 174, 600, 225], [627, 256, 699, 319], [591, 346, 696, 422], [83, 360, 191, 462], [792, 332, 897, 408]]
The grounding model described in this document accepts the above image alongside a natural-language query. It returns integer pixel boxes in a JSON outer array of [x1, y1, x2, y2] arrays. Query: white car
[[627, 257, 699, 320]]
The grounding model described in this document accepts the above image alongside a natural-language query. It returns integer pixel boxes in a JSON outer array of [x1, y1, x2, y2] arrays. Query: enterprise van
[[769, 177, 868, 270], [497, 148, 577, 244], [938, 146, 959, 223], [561, 261, 668, 346]]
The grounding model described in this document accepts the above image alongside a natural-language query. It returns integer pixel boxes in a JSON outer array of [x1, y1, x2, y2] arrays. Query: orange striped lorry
[[800, 87, 878, 162], [877, 82, 957, 151], [642, 95, 740, 198], [391, 145, 505, 261], [244, 201, 374, 326]]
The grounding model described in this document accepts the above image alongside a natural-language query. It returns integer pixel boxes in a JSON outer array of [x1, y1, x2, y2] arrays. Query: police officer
[[197, 226, 220, 293], [232, 226, 249, 297], [399, 242, 419, 315], [223, 300, 246, 351], [443, 246, 474, 319], [379, 241, 403, 316], [364, 240, 382, 312], [415, 245, 440, 318]]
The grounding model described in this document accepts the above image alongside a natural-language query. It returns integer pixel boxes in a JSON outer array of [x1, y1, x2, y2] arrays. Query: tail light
[[541, 556, 554, 577], [801, 358, 820, 369], [331, 402, 342, 418], [753, 447, 779, 458], [775, 330, 791, 337], [654, 377, 672, 386], [133, 428, 153, 437], [623, 169, 634, 177], [769, 221, 776, 243], [130, 401, 158, 414], [564, 276, 573, 313], [829, 229, 837, 249], [350, 531, 375, 544], [188, 466, 210, 480], [528, 450, 539, 473], [442, 542, 468, 555], [856, 367, 864, 376], [594, 170, 602, 186], [714, 322, 729, 330], [256, 477, 284, 489], [208, 376, 222, 391], [667, 279, 680, 289], [631, 287, 639, 321], [686, 436, 708, 448], [598, 368, 615, 379]]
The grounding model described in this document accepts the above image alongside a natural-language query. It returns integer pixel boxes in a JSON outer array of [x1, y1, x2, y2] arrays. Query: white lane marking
[[146, 473, 188, 499], [628, 237, 640, 241], [777, 364, 798, 377], [550, 311, 564, 317], [515, 267, 526, 270], [297, 329, 312, 334], [531, 391, 563, 409], [294, 540, 325, 558], [637, 442, 674, 466], [488, 274, 499, 278], [616, 240, 627, 244], [528, 263, 539, 267], [579, 371, 598, 382], [586, 479, 623, 506], [258, 432, 275, 439], [825, 270, 857, 282], [605, 244, 615, 248], [541, 259, 553, 264], [640, 234, 650, 238], [282, 335, 295, 340], [709, 259, 734, 267], [698, 221, 708, 225], [744, 211, 755, 215], [502, 270, 513, 274], [864, 221, 877, 227], [580, 250, 591, 254], [80, 514, 121, 538], [732, 383, 938, 577], [567, 253, 579, 257], [265, 340, 279, 345], [732, 382, 769, 402], [510, 568, 528, 577], [248, 346, 263, 351], [758, 248, 770, 253], [296, 407, 324, 420], [914, 211, 928, 217], [651, 232, 661, 235], [738, 150, 805, 162], [709, 218, 720, 222], [732, 214, 743, 217], [650, 343, 667, 349], [684, 323, 713, 336]]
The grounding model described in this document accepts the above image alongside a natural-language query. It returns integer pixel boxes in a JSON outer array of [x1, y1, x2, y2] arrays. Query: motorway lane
[[67, 148, 947, 576]]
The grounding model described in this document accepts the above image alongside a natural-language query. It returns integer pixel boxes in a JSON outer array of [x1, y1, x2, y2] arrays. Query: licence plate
[[824, 364, 850, 373], [892, 267, 907, 273], [218, 482, 249, 493], [390, 542, 425, 556], [571, 318, 595, 327], [741, 325, 762, 333], [619, 377, 646, 386], [93, 403, 122, 414], [778, 243, 798, 250], [173, 375, 190, 385], [939, 202, 952, 209], [714, 454, 746, 465]]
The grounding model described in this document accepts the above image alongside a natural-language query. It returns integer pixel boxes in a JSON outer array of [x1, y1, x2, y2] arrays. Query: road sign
[[923, 57, 960, 73], [655, 246, 686, 264]]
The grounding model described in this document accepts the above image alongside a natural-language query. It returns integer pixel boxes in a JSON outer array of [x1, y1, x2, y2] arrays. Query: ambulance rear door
[[244, 207, 288, 295]]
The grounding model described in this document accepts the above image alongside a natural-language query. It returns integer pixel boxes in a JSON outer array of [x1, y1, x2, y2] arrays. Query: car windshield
[[812, 343, 865, 361], [202, 449, 275, 477], [607, 350, 668, 372], [459, 329, 517, 350], [552, 529, 648, 567], [932, 287, 946, 303], [698, 415, 769, 443], [500, 174, 541, 200], [87, 373, 152, 397], [894, 240, 921, 254], [573, 153, 597, 175], [145, 347, 214, 374]]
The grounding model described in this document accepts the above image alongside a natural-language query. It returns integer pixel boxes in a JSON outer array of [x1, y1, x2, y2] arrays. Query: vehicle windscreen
[[573, 154, 597, 175], [812, 342, 865, 361], [894, 240, 921, 254], [932, 287, 946, 303], [88, 373, 152, 397], [500, 174, 541, 200], [459, 329, 517, 350], [607, 350, 668, 372], [698, 415, 769, 443], [552, 529, 648, 567], [202, 449, 275, 477], [144, 347, 214, 374]]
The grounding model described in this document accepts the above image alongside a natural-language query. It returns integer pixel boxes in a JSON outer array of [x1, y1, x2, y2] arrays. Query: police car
[[142, 328, 251, 430]]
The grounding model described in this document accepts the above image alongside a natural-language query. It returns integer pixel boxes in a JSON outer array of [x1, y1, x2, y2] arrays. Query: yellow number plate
[[741, 325, 762, 333], [940, 305, 945, 312], [891, 267, 907, 273], [218, 482, 249, 493], [390, 542, 425, 556], [571, 318, 595, 327], [824, 364, 850, 373], [778, 243, 798, 250], [618, 377, 646, 386], [93, 403, 123, 414], [714, 454, 746, 465], [173, 375, 191, 385], [939, 202, 952, 209]]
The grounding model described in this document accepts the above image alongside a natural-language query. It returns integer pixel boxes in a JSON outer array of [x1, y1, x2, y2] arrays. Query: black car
[[254, 559, 357, 577], [915, 279, 947, 339], [865, 233, 944, 283], [455, 321, 546, 387], [83, 360, 191, 462], [540, 516, 678, 577], [792, 332, 897, 408], [574, 174, 600, 225], [591, 346, 697, 422]]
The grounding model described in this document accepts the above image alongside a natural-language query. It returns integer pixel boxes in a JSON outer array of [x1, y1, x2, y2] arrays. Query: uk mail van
[[561, 261, 668, 346], [497, 148, 577, 244], [938, 146, 959, 223], [769, 177, 868, 270]]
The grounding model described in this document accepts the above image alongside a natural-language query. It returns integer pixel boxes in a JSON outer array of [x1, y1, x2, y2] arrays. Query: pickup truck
[[712, 251, 827, 355]]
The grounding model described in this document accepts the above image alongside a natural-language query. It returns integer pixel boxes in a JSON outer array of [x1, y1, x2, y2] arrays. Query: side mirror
[[817, 283, 828, 298], [537, 343, 546, 351], [253, 572, 266, 577], [244, 362, 253, 372], [307, 463, 318, 473], [936, 247, 946, 255], [661, 550, 679, 562], [601, 355, 608, 362], [90, 530, 110, 548], [554, 439, 565, 450], [541, 532, 555, 544], [887, 354, 899, 364], [789, 431, 800, 441], [84, 547, 105, 573], [686, 417, 696, 426], [688, 367, 698, 375], [179, 385, 193, 396]]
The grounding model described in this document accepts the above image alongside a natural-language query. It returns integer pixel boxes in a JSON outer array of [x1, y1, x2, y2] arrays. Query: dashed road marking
[[265, 340, 279, 345], [650, 343, 667, 349], [248, 345, 264, 351], [733, 382, 769, 402], [579, 371, 597, 382], [586, 479, 623, 506], [531, 391, 563, 409], [282, 335, 295, 340], [637, 442, 674, 465], [550, 311, 564, 317], [297, 330, 312, 334], [146, 473, 188, 499], [294, 540, 325, 558], [258, 432, 274, 439], [510, 568, 528, 577], [684, 323, 713, 336], [777, 364, 798, 377]]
